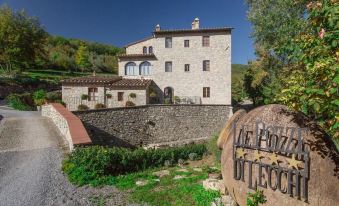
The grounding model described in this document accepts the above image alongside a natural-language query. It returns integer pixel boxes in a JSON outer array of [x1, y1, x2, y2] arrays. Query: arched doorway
[[164, 87, 174, 104]]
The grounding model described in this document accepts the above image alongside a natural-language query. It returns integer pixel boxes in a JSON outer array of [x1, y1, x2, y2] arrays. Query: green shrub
[[78, 104, 89, 111], [247, 190, 266, 206], [125, 101, 135, 107], [95, 103, 106, 109], [6, 93, 34, 111], [62, 144, 207, 186], [81, 94, 88, 100], [129, 93, 136, 99], [33, 89, 47, 106], [46, 91, 62, 102], [207, 134, 221, 163]]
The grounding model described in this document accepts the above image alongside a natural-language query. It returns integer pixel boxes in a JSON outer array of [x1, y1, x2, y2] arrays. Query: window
[[184, 64, 190, 72], [143, 46, 147, 54], [148, 46, 153, 54], [140, 61, 152, 75], [118, 92, 124, 101], [203, 60, 210, 71], [202, 36, 210, 47], [165, 37, 172, 48], [125, 62, 138, 75], [88, 88, 98, 101], [165, 61, 172, 72], [184, 40, 189, 47], [203, 87, 210, 98]]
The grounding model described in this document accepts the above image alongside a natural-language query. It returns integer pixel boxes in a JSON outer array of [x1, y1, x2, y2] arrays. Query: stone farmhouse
[[62, 18, 232, 111]]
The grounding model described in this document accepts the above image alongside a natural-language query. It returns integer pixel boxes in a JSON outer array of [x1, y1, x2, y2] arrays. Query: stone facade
[[73, 104, 231, 148], [62, 85, 149, 111], [119, 18, 232, 105]]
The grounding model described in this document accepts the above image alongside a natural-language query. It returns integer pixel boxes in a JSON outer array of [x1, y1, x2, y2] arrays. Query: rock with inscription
[[219, 104, 339, 206]]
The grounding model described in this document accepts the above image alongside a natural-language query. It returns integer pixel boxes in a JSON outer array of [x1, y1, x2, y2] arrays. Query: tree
[[75, 44, 91, 72], [244, 0, 308, 104], [0, 5, 48, 75], [276, 0, 339, 138]]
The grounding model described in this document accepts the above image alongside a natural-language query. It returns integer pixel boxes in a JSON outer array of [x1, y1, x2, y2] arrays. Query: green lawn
[[110, 165, 220, 206]]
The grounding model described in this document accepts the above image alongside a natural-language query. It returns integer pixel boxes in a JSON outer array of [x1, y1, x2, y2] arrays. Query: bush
[[78, 104, 89, 111], [95, 103, 106, 109], [129, 93, 136, 99], [62, 144, 207, 186], [46, 91, 62, 102], [207, 135, 221, 163], [81, 94, 88, 100], [33, 89, 47, 106], [6, 93, 34, 111], [125, 101, 135, 107]]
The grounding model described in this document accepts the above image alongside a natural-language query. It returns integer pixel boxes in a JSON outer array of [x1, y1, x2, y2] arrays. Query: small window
[[88, 88, 98, 101], [203, 60, 210, 71], [149, 46, 153, 54], [184, 64, 190, 72], [143, 46, 147, 54], [203, 87, 210, 98], [202, 36, 210, 47], [165, 61, 172, 72], [118, 92, 124, 101], [184, 40, 189, 47], [165, 37, 172, 48]]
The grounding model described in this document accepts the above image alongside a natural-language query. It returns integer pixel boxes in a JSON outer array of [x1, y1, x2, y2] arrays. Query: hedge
[[62, 144, 207, 186]]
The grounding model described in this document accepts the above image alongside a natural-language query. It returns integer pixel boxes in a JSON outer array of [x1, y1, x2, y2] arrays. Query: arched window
[[125, 62, 137, 75], [139, 61, 152, 76], [148, 46, 153, 54], [143, 46, 147, 54]]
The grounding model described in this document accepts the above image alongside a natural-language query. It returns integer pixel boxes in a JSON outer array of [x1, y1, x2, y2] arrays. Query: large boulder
[[219, 104, 339, 206]]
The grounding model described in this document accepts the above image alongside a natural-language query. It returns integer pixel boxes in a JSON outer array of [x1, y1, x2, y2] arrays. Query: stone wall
[[73, 105, 231, 148], [42, 103, 92, 150]]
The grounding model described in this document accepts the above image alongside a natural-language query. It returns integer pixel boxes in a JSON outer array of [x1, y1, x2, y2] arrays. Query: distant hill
[[44, 36, 123, 74]]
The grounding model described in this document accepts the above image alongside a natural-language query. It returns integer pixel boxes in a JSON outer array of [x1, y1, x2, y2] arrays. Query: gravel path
[[0, 108, 133, 206]]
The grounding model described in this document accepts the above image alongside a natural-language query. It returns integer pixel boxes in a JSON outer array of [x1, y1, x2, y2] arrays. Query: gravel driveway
[[0, 107, 132, 206]]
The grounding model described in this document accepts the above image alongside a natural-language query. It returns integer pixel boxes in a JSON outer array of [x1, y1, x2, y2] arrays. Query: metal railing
[[174, 96, 201, 104]]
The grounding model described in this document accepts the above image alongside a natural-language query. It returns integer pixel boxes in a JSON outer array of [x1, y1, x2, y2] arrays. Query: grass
[[111, 165, 221, 206]]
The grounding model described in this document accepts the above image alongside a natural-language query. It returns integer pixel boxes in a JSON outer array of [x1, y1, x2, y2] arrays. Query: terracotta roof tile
[[153, 27, 233, 35], [108, 78, 152, 89], [61, 75, 121, 85], [117, 53, 156, 59]]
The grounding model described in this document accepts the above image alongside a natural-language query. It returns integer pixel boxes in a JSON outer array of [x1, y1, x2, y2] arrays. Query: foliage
[[45, 90, 62, 102], [6, 93, 34, 110], [244, 0, 308, 105], [32, 89, 46, 106], [94, 103, 106, 109], [276, 0, 338, 138], [246, 190, 266, 206], [125, 100, 135, 107], [76, 44, 91, 72], [206, 135, 222, 163], [62, 144, 207, 186], [232, 64, 249, 104], [78, 104, 89, 111], [81, 94, 88, 100], [0, 5, 48, 74], [105, 93, 112, 99], [173, 96, 180, 104], [128, 93, 136, 99]]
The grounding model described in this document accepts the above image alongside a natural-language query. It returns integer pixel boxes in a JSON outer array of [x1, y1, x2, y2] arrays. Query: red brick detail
[[50, 103, 92, 145]]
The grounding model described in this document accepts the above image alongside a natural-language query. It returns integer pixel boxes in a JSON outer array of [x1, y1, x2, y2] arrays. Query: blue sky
[[1, 0, 255, 64]]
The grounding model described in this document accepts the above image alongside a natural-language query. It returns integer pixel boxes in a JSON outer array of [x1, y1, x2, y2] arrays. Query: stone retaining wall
[[73, 105, 231, 148], [42, 103, 92, 150]]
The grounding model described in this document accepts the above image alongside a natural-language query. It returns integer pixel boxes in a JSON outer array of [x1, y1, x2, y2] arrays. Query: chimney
[[191, 17, 200, 30], [155, 24, 161, 31]]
